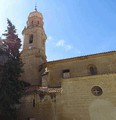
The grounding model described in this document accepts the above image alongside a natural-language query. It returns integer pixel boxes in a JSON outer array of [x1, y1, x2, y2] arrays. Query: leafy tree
[[0, 19, 30, 120], [2, 19, 21, 58]]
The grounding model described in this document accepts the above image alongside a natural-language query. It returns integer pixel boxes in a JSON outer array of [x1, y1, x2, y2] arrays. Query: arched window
[[31, 21, 33, 25], [29, 34, 33, 44], [88, 64, 97, 75], [90, 66, 95, 75], [38, 21, 39, 24]]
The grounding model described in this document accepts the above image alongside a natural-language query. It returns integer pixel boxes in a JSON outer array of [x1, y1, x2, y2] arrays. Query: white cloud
[[47, 36, 53, 40], [56, 40, 65, 47], [56, 39, 72, 51]]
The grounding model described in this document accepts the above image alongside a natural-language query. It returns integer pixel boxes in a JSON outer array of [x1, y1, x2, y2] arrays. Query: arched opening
[[88, 64, 97, 75], [29, 34, 33, 44], [38, 21, 39, 24], [90, 66, 95, 75], [31, 21, 33, 25]]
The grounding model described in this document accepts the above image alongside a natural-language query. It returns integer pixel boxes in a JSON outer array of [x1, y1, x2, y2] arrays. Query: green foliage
[[0, 19, 30, 120]]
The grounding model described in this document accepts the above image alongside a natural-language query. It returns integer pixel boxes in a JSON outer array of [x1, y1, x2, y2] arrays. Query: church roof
[[47, 51, 116, 64], [24, 85, 63, 94]]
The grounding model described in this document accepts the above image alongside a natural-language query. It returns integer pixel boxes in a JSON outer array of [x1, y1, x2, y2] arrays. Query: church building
[[17, 8, 116, 120]]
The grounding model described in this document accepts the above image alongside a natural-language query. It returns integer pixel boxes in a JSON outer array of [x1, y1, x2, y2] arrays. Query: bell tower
[[21, 8, 47, 85]]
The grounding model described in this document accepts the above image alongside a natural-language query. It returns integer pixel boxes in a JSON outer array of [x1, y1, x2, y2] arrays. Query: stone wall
[[17, 94, 55, 120], [18, 51, 116, 120], [47, 51, 116, 87], [56, 73, 116, 120]]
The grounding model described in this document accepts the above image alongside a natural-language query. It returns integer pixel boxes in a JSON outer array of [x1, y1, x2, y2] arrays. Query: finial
[[35, 3, 37, 11]]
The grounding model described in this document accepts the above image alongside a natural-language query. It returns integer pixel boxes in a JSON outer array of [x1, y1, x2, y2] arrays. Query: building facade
[[18, 8, 116, 120]]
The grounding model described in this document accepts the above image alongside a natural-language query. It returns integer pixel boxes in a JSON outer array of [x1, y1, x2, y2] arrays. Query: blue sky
[[0, 0, 116, 61]]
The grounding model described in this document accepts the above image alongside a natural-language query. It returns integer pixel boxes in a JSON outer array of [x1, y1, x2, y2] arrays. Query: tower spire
[[35, 3, 37, 11]]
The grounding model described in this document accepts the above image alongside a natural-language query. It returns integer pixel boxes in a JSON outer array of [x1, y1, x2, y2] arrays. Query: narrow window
[[62, 69, 70, 78], [29, 34, 33, 44], [90, 66, 95, 75], [33, 99, 35, 107], [88, 64, 97, 75], [31, 21, 33, 25], [38, 21, 39, 24]]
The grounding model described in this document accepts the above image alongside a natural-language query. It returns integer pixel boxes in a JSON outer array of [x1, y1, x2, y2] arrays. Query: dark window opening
[[63, 69, 70, 73], [29, 34, 33, 44], [90, 67, 95, 75], [33, 99, 35, 107], [88, 65, 97, 75], [62, 69, 70, 78]]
